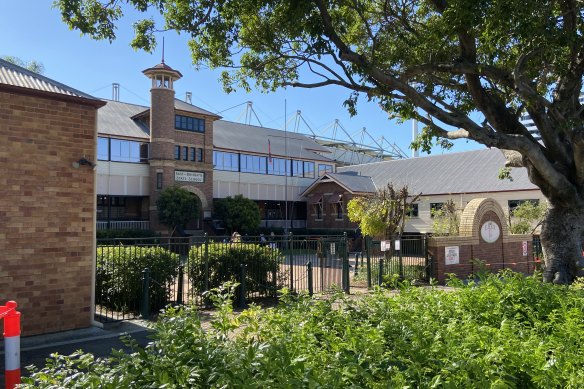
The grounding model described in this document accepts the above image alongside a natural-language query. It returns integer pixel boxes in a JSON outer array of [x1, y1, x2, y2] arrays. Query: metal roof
[[175, 99, 218, 117], [213, 120, 334, 162], [0, 58, 98, 100], [338, 148, 537, 195], [327, 173, 377, 193], [98, 100, 150, 139]]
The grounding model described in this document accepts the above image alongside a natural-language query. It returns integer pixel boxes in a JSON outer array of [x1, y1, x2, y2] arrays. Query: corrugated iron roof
[[0, 58, 98, 100], [338, 148, 537, 195], [213, 120, 334, 162], [98, 100, 150, 139], [327, 172, 377, 193], [175, 99, 218, 117]]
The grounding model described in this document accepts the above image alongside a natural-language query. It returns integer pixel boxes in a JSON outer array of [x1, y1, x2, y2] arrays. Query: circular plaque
[[480, 221, 500, 243]]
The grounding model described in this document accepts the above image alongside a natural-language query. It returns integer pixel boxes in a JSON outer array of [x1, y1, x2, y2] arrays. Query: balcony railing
[[97, 220, 151, 231]]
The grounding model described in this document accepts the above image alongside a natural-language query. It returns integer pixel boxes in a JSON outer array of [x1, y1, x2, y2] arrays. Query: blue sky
[[1, 1, 484, 157]]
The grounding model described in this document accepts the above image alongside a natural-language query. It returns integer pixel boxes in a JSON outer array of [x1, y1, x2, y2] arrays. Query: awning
[[327, 193, 343, 203], [308, 194, 323, 204]]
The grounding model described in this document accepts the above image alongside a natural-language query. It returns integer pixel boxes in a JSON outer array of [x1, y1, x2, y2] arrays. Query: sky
[[1, 1, 484, 157]]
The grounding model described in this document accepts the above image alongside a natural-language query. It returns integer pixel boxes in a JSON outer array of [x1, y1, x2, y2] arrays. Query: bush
[[96, 229, 160, 244], [187, 242, 284, 299], [23, 272, 584, 388], [96, 246, 179, 314]]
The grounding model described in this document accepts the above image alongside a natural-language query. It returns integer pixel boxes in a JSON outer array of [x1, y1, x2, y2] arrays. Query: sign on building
[[445, 246, 460, 265], [175, 170, 204, 183]]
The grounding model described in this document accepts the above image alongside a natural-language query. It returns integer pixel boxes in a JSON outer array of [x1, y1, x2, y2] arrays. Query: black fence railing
[[95, 234, 351, 323]]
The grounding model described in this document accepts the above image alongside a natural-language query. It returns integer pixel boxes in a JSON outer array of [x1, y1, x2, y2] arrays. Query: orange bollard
[[1, 301, 20, 389]]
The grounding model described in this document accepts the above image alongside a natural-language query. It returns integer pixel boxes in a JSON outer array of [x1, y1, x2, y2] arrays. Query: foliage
[[347, 183, 420, 239], [213, 194, 261, 235], [24, 272, 584, 388], [156, 186, 200, 234], [2, 55, 45, 74], [96, 228, 160, 243], [431, 199, 460, 236], [187, 242, 284, 299], [96, 246, 179, 314], [510, 200, 548, 234], [55, 0, 584, 283]]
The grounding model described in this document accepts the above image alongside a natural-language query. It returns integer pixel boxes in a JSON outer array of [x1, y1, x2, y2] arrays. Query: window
[[101, 138, 148, 163], [174, 145, 181, 160], [508, 199, 539, 214], [241, 154, 267, 174], [313, 199, 323, 220], [182, 146, 188, 161], [318, 164, 333, 176], [292, 160, 303, 177], [303, 161, 315, 178], [430, 203, 444, 217], [406, 204, 419, 217], [97, 137, 109, 161], [268, 157, 291, 176], [156, 173, 163, 189], [196, 148, 204, 162], [190, 147, 196, 161], [213, 150, 239, 171], [175, 114, 205, 133], [335, 201, 343, 219]]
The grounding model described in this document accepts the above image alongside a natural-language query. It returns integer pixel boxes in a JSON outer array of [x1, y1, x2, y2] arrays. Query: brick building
[[0, 59, 105, 335]]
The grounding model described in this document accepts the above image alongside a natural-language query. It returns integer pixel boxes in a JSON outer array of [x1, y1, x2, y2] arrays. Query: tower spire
[[161, 37, 165, 64]]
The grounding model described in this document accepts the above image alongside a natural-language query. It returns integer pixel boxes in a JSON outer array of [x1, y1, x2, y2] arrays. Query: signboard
[[445, 246, 460, 265], [175, 170, 204, 183], [330, 243, 336, 255], [522, 241, 528, 257], [381, 240, 390, 252], [480, 221, 500, 243], [394, 239, 401, 251]]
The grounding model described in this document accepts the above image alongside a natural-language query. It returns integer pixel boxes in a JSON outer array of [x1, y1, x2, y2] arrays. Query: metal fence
[[353, 234, 429, 288], [95, 234, 351, 323]]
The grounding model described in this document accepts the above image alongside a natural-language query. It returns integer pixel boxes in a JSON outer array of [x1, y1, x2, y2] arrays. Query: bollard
[[307, 261, 314, 296], [141, 268, 150, 320], [1, 301, 21, 389]]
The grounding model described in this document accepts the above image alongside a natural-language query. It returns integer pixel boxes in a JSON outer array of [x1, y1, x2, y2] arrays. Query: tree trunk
[[541, 204, 584, 284]]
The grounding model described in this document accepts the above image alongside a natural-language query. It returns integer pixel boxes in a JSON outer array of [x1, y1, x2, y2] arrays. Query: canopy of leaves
[[213, 194, 261, 234], [431, 199, 460, 236], [510, 200, 548, 234], [2, 56, 45, 74], [347, 183, 419, 239], [156, 186, 200, 233]]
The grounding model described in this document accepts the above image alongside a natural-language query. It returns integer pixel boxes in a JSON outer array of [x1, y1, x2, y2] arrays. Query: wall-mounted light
[[72, 157, 96, 170]]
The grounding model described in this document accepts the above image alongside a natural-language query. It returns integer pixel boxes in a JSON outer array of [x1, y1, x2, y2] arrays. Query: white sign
[[330, 243, 336, 255], [175, 170, 204, 183], [445, 246, 460, 265], [480, 221, 500, 243], [394, 239, 401, 251], [522, 241, 528, 257], [381, 240, 390, 252]]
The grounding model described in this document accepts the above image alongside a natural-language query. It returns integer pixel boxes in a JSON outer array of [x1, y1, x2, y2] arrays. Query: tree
[[431, 200, 459, 236], [213, 194, 261, 235], [156, 186, 200, 234], [56, 1, 584, 283], [509, 201, 548, 235], [347, 183, 420, 239], [1, 56, 45, 74]]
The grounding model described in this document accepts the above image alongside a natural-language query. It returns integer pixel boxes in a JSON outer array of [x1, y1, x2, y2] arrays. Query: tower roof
[[142, 62, 183, 79]]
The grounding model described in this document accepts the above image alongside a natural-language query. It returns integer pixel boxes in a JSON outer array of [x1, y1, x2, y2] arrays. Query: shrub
[[23, 272, 584, 388], [96, 229, 160, 245], [187, 242, 284, 299], [96, 246, 179, 314]]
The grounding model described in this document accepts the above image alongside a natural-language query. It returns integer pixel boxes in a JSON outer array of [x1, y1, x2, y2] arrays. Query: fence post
[[2, 301, 20, 389], [366, 236, 372, 288], [307, 261, 314, 296], [177, 264, 184, 305], [398, 235, 404, 279], [238, 263, 247, 309], [378, 256, 384, 286], [342, 232, 350, 294], [288, 233, 294, 292], [354, 253, 359, 276], [204, 233, 209, 293], [141, 268, 150, 320]]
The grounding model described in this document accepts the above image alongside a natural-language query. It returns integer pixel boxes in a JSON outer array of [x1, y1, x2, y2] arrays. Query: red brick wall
[[306, 181, 358, 230], [0, 91, 98, 335]]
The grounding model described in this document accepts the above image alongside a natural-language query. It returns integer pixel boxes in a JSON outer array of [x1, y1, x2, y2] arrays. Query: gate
[[94, 234, 351, 323], [361, 234, 430, 286]]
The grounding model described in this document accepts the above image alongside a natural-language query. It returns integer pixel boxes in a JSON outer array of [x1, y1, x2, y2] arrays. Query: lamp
[[72, 157, 96, 170]]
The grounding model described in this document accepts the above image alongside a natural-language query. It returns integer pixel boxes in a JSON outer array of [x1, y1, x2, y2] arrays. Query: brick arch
[[459, 198, 509, 237], [181, 186, 209, 210]]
